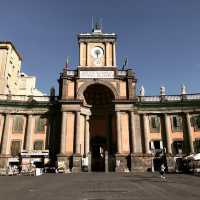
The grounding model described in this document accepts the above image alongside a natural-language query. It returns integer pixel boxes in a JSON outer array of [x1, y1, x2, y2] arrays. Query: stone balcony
[[0, 94, 56, 102], [138, 93, 200, 103]]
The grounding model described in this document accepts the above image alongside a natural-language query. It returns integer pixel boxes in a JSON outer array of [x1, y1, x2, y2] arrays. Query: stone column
[[112, 42, 116, 66], [164, 114, 172, 154], [0, 114, 5, 147], [130, 111, 136, 153], [85, 43, 88, 66], [85, 116, 90, 154], [1, 114, 11, 155], [72, 111, 82, 172], [25, 114, 33, 151], [185, 113, 194, 153], [60, 112, 67, 154], [116, 111, 122, 153], [105, 42, 110, 66], [80, 42, 86, 66], [143, 114, 150, 154], [75, 111, 81, 154]]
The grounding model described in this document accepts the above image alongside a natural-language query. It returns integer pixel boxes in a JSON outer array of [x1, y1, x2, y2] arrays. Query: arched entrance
[[83, 84, 116, 171]]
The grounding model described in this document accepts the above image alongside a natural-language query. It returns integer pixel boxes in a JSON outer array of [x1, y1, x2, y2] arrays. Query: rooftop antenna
[[100, 18, 103, 30], [122, 57, 128, 70], [64, 56, 70, 69], [92, 16, 94, 31]]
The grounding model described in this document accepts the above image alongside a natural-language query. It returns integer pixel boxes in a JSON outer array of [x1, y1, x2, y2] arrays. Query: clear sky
[[0, 0, 200, 95]]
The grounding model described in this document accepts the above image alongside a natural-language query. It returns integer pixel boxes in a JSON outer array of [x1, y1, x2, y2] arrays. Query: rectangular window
[[173, 141, 183, 155], [12, 116, 24, 133], [154, 141, 161, 149], [194, 139, 200, 153], [10, 140, 21, 156], [35, 117, 46, 133], [149, 115, 160, 132], [171, 115, 182, 132], [192, 115, 200, 131], [33, 140, 44, 150]]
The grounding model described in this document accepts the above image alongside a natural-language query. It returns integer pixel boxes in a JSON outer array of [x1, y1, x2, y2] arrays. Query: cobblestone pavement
[[0, 173, 200, 200]]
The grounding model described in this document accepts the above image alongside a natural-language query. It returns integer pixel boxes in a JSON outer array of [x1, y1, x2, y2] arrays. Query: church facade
[[0, 25, 200, 172]]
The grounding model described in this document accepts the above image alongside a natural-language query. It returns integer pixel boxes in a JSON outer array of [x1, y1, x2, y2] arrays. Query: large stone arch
[[77, 80, 119, 100]]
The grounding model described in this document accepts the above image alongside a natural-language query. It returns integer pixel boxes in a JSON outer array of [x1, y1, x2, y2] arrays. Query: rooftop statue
[[160, 86, 166, 96], [181, 84, 187, 95], [140, 85, 145, 96]]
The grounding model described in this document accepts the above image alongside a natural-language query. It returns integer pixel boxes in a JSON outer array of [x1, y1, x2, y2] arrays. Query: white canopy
[[185, 153, 200, 160]]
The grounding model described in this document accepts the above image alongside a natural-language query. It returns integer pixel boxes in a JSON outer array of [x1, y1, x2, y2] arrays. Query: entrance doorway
[[83, 84, 116, 172], [90, 136, 106, 171]]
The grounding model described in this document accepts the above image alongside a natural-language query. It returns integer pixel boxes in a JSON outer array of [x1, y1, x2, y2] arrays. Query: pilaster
[[75, 111, 81, 154], [164, 114, 172, 154], [60, 112, 67, 154], [25, 114, 33, 151], [85, 115, 90, 154], [142, 114, 150, 154], [1, 114, 11, 155], [130, 111, 136, 153], [183, 113, 194, 154], [116, 111, 122, 153]]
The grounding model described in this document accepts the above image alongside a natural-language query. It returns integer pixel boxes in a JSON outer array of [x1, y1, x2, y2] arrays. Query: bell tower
[[78, 22, 117, 67]]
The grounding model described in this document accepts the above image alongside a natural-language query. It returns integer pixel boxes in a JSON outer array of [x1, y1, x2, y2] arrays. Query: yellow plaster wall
[[119, 80, 126, 97], [62, 81, 67, 99], [171, 132, 183, 140], [80, 42, 86, 66], [110, 81, 117, 89], [67, 81, 75, 98], [191, 123, 200, 139], [150, 132, 162, 140], [193, 131, 200, 139], [77, 81, 84, 90]]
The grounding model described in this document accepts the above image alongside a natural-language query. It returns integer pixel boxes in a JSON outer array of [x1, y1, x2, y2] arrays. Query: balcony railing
[[0, 94, 54, 102], [117, 70, 127, 76], [67, 70, 77, 76], [1, 93, 200, 104], [139, 93, 200, 102]]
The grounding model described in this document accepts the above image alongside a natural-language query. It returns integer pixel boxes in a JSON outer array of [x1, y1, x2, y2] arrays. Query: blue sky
[[0, 0, 200, 95]]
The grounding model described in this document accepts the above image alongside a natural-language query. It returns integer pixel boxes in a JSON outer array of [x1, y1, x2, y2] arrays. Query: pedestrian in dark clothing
[[160, 163, 166, 180]]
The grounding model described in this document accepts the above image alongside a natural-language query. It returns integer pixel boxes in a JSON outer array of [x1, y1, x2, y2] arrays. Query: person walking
[[160, 163, 166, 181]]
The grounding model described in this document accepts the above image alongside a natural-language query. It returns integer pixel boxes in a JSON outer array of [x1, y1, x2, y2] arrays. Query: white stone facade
[[0, 41, 44, 96]]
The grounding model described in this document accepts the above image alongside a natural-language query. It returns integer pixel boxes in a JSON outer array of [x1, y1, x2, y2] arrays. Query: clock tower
[[58, 24, 137, 173], [78, 22, 117, 67]]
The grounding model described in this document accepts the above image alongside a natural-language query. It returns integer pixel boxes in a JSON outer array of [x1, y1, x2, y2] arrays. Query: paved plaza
[[0, 173, 199, 200]]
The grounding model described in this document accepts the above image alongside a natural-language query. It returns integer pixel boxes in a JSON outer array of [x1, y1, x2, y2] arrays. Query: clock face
[[91, 47, 104, 59]]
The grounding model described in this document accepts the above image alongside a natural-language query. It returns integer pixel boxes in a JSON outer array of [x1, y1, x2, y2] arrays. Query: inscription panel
[[79, 71, 114, 79]]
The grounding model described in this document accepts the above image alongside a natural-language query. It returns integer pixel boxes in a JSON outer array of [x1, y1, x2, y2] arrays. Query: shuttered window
[[35, 117, 46, 133], [171, 115, 182, 132], [12, 116, 24, 133], [33, 140, 44, 150], [191, 115, 200, 131], [10, 140, 21, 156], [149, 115, 160, 132]]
